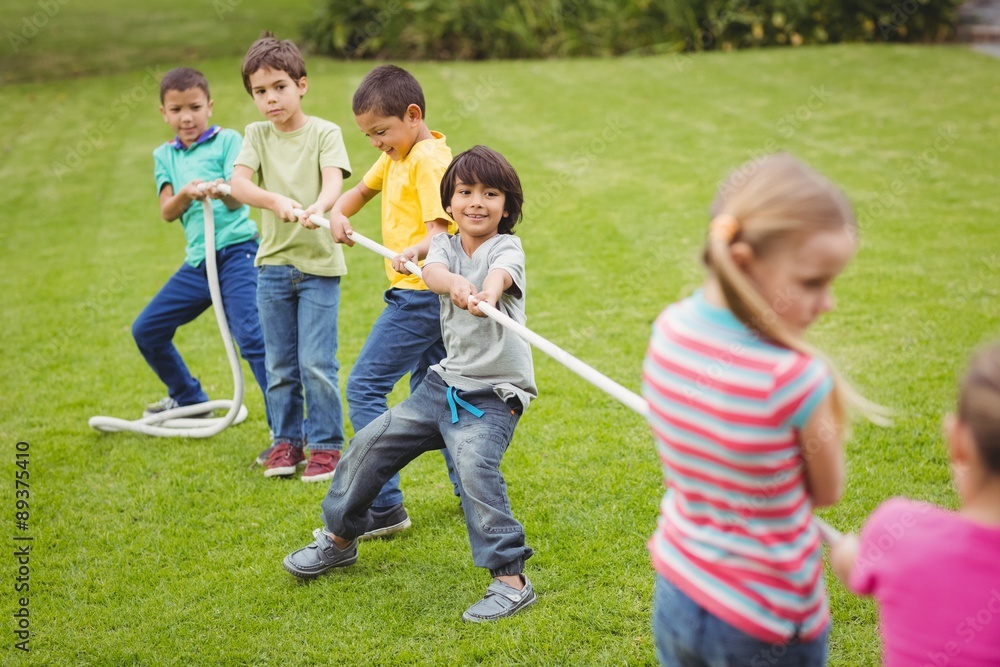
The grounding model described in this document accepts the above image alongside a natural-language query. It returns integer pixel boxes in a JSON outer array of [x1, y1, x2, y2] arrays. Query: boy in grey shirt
[[284, 146, 537, 623]]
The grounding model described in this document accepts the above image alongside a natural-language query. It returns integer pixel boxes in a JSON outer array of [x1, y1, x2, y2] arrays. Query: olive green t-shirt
[[236, 116, 352, 276]]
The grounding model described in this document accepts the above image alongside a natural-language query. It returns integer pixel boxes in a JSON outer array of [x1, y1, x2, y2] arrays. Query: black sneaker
[[359, 503, 411, 540]]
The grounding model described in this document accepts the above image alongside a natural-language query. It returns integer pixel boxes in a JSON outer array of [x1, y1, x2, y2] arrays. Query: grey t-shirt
[[425, 233, 537, 411]]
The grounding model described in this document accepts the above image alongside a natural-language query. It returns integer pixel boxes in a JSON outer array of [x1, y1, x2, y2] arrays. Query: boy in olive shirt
[[231, 32, 351, 483]]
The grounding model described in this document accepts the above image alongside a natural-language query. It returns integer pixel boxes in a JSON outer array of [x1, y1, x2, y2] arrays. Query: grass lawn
[[2, 40, 999, 665]]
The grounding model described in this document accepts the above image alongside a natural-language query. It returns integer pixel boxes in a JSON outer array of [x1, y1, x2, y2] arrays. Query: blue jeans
[[323, 371, 531, 576], [346, 288, 457, 507], [256, 265, 345, 452], [132, 240, 271, 426], [653, 575, 829, 667]]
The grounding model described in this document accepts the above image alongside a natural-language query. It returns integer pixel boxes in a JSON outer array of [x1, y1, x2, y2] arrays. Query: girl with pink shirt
[[831, 342, 1000, 667]]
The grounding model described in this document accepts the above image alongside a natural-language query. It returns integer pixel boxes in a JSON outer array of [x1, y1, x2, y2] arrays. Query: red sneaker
[[264, 442, 304, 478], [302, 450, 341, 483]]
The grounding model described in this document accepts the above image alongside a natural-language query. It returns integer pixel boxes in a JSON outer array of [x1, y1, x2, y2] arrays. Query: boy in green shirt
[[231, 32, 351, 483]]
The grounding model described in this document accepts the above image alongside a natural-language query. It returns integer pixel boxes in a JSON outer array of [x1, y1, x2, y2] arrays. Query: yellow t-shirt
[[236, 116, 352, 277], [362, 131, 456, 290]]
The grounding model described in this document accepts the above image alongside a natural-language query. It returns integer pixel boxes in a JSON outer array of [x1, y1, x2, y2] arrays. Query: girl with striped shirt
[[643, 154, 884, 666]]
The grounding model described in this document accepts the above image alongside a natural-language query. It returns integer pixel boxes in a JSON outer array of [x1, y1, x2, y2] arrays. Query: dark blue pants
[[132, 240, 270, 426]]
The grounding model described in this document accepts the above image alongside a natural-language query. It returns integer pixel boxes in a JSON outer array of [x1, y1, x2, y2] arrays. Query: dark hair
[[352, 64, 425, 119], [441, 145, 524, 235], [958, 341, 1000, 474], [241, 31, 306, 95], [160, 67, 210, 104]]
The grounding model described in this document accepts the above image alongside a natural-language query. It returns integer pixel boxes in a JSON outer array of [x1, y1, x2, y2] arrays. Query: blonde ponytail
[[705, 154, 890, 428]]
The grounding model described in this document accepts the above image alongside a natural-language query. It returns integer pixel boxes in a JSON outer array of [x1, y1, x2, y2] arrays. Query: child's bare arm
[[328, 182, 378, 245], [800, 393, 846, 507], [423, 263, 476, 310], [468, 268, 513, 317], [159, 180, 208, 222], [298, 167, 345, 229], [230, 165, 302, 222], [204, 179, 244, 211], [400, 218, 451, 261]]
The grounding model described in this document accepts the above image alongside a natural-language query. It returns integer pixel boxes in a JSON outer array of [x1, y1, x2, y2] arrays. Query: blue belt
[[446, 385, 485, 424]]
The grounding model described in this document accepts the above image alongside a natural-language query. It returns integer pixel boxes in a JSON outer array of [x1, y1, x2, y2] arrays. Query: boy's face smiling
[[447, 181, 507, 255], [355, 105, 425, 161], [248, 67, 308, 132], [160, 88, 213, 148]]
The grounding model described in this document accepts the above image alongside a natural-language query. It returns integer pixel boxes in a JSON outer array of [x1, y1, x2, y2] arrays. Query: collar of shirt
[[168, 125, 221, 151]]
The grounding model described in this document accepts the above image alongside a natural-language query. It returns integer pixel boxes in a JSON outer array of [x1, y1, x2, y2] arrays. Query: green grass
[[0, 0, 316, 85], [2, 43, 999, 666]]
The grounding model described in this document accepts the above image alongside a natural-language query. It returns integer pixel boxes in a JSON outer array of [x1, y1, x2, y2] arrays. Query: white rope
[[294, 207, 844, 544], [89, 183, 248, 437]]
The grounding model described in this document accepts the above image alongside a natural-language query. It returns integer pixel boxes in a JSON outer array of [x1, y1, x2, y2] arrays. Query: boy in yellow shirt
[[327, 65, 458, 536]]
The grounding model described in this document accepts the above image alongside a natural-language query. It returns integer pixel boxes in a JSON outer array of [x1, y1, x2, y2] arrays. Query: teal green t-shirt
[[153, 127, 258, 267]]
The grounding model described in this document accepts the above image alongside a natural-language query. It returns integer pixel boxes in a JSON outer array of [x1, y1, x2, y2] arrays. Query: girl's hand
[[828, 532, 860, 586]]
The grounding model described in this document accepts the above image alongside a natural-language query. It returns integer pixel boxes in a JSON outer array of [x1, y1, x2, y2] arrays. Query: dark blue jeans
[[324, 371, 531, 576], [345, 288, 456, 506], [653, 575, 829, 667], [132, 240, 270, 425]]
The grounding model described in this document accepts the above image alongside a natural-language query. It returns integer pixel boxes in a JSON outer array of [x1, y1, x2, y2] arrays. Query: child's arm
[[230, 165, 302, 222], [800, 393, 846, 507], [298, 167, 345, 230], [398, 218, 453, 264], [327, 182, 378, 246], [423, 263, 477, 311], [159, 180, 209, 222], [828, 533, 860, 587]]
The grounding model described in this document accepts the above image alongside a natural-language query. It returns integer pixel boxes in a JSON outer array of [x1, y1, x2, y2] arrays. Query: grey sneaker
[[462, 576, 536, 623], [359, 503, 411, 540], [282, 528, 358, 578], [143, 397, 213, 419]]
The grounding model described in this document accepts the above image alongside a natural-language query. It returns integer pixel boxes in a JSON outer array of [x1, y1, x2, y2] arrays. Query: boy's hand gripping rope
[[299, 205, 844, 545], [88, 183, 249, 437]]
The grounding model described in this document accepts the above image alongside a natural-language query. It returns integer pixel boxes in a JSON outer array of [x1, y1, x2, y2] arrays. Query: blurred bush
[[302, 0, 961, 59]]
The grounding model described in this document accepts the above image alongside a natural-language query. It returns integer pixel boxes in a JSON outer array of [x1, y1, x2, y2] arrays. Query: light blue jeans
[[653, 575, 829, 667], [323, 371, 532, 576], [256, 265, 345, 452], [345, 288, 457, 507]]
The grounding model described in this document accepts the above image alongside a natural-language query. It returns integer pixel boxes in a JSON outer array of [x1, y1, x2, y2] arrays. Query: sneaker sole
[[264, 466, 299, 477], [282, 553, 357, 579], [358, 516, 412, 541], [301, 470, 336, 483]]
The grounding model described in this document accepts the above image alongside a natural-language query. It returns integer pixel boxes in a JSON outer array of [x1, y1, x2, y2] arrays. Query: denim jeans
[[345, 288, 457, 506], [653, 575, 829, 667], [323, 371, 531, 576], [256, 264, 345, 452], [132, 240, 271, 426]]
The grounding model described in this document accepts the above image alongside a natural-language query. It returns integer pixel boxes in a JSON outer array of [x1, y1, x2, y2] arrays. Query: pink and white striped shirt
[[642, 292, 833, 643]]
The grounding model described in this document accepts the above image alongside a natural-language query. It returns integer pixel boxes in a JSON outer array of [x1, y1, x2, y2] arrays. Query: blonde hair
[[958, 342, 1000, 474], [705, 153, 888, 427]]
